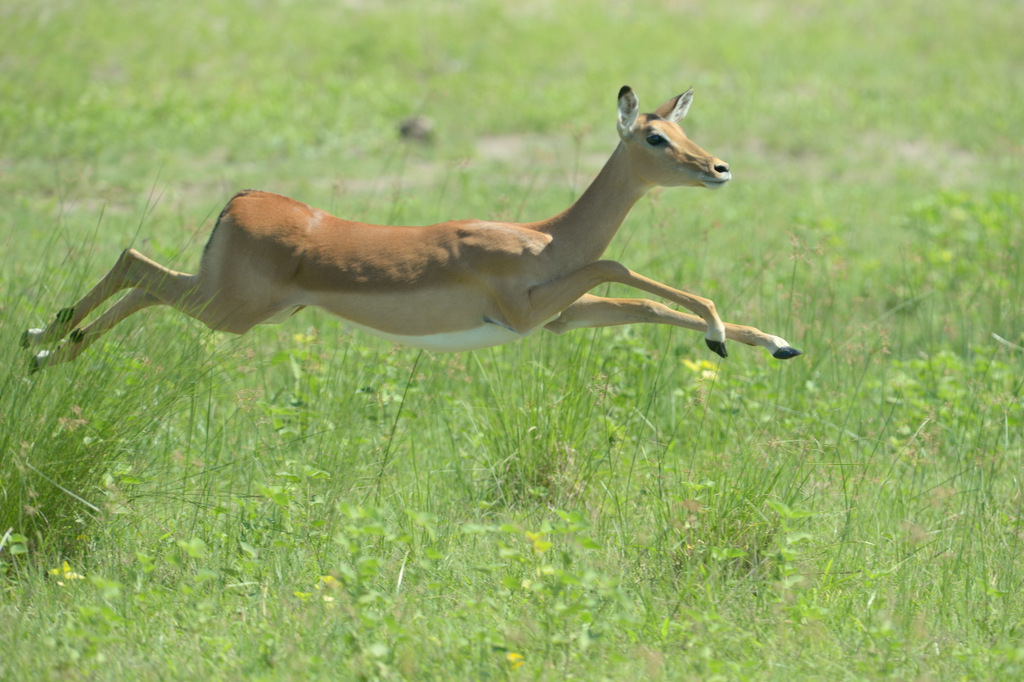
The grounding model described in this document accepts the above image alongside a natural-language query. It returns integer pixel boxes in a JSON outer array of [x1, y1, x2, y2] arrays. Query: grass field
[[2, 0, 1023, 679]]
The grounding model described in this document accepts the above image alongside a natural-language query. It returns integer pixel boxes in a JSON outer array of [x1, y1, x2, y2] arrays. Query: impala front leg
[[545, 294, 801, 359], [522, 260, 730, 358]]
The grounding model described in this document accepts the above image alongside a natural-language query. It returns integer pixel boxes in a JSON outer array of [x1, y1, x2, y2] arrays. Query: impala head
[[616, 85, 731, 190]]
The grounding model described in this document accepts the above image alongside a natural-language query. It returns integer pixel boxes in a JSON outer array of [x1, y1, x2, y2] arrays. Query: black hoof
[[772, 347, 803, 360], [56, 307, 75, 323], [706, 339, 728, 358], [28, 354, 45, 374], [69, 329, 85, 344], [20, 330, 30, 349]]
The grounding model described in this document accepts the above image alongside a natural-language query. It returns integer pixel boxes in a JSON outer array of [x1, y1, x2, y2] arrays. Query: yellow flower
[[317, 575, 342, 590], [48, 561, 84, 586], [314, 576, 340, 607], [682, 358, 718, 379], [526, 531, 552, 554], [506, 652, 525, 670]]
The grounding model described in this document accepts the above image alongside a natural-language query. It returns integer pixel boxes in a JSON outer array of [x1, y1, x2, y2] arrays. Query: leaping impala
[[22, 86, 801, 371]]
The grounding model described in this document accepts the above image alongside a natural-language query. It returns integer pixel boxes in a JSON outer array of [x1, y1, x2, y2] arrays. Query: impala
[[23, 86, 801, 371]]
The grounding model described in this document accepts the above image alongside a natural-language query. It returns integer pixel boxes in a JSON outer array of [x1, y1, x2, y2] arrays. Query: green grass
[[2, 0, 1023, 679]]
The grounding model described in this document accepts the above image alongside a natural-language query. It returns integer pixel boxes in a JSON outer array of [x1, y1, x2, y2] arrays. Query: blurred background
[[1, 1, 1022, 678]]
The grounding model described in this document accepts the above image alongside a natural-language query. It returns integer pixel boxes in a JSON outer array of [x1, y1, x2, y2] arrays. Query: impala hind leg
[[30, 289, 163, 371], [24, 248, 206, 370], [23, 249, 195, 348], [545, 294, 801, 359]]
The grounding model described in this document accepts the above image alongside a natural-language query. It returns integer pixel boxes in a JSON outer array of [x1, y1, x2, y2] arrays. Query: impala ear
[[617, 85, 639, 136], [655, 87, 694, 123]]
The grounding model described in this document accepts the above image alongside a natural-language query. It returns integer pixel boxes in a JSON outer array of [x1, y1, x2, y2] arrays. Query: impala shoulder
[[449, 220, 552, 256]]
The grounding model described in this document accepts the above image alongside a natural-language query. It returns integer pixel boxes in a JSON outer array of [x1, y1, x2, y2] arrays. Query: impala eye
[[646, 133, 667, 147]]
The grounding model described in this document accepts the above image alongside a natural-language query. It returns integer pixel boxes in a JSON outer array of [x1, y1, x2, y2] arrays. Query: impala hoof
[[21, 328, 45, 349], [56, 307, 75, 323], [772, 346, 802, 360], [706, 338, 728, 358], [29, 350, 50, 374]]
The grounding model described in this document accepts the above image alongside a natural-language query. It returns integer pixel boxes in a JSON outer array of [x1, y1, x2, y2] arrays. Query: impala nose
[[703, 160, 731, 189]]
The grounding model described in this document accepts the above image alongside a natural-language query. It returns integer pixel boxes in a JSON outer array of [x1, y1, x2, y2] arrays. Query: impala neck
[[534, 142, 651, 265]]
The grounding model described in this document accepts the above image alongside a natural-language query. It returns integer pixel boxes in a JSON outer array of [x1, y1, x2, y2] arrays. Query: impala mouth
[[701, 172, 731, 189]]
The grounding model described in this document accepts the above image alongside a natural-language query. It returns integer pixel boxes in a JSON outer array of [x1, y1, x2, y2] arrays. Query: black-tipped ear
[[617, 86, 639, 135], [654, 88, 694, 122]]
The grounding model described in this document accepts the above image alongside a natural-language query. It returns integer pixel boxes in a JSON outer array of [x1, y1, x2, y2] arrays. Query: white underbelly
[[343, 319, 531, 352]]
